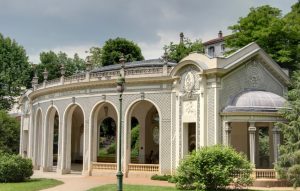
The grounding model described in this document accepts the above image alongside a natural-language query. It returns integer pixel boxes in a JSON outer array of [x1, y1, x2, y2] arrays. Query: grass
[[88, 184, 288, 191], [0, 178, 63, 191], [88, 184, 177, 191]]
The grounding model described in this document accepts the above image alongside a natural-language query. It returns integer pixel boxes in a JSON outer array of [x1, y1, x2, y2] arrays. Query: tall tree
[[101, 37, 144, 66], [89, 47, 102, 67], [35, 51, 85, 82], [0, 33, 31, 110], [276, 70, 300, 188], [164, 33, 204, 63], [226, 3, 300, 71], [0, 110, 20, 154]]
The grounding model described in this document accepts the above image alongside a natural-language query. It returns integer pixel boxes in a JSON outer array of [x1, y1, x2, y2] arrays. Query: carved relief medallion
[[184, 72, 195, 92], [247, 61, 263, 88]]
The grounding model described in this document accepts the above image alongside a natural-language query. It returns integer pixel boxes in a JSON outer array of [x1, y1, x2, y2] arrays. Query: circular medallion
[[152, 126, 159, 144], [184, 72, 195, 92]]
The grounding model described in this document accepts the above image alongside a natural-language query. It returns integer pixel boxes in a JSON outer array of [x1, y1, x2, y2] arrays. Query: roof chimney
[[218, 30, 223, 38], [180, 32, 184, 44]]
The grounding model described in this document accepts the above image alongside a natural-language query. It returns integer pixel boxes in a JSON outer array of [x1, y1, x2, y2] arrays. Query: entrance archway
[[125, 100, 160, 166], [43, 107, 59, 171], [90, 102, 118, 164], [64, 104, 84, 172], [34, 109, 43, 169]]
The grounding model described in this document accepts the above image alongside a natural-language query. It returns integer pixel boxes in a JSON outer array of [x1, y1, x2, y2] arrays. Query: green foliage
[[0, 152, 33, 182], [107, 142, 116, 154], [35, 51, 85, 83], [0, 33, 31, 110], [131, 124, 140, 157], [276, 70, 300, 188], [150, 174, 172, 181], [101, 37, 144, 66], [0, 110, 20, 154], [165, 35, 204, 63], [88, 184, 177, 191], [174, 145, 253, 190], [89, 47, 102, 67], [258, 128, 270, 158], [226, 2, 300, 71]]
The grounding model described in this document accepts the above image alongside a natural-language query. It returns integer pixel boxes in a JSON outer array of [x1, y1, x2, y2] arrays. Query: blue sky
[[0, 0, 297, 63]]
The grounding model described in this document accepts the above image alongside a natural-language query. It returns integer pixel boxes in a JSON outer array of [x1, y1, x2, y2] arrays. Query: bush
[[151, 174, 172, 181], [0, 152, 33, 182], [174, 145, 253, 190], [107, 143, 116, 154]]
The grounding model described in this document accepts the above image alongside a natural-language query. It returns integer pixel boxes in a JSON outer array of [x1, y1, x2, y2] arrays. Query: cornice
[[29, 76, 174, 100]]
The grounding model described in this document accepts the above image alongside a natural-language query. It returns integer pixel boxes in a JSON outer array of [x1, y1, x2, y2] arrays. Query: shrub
[[107, 143, 116, 154], [151, 174, 172, 181], [174, 145, 253, 190], [0, 152, 33, 182]]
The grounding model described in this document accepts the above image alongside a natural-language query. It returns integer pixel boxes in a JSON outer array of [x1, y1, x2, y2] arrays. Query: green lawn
[[88, 184, 287, 191], [88, 184, 177, 191], [0, 178, 63, 191]]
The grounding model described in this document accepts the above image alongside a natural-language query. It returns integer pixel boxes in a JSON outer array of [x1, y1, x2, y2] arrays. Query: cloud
[[0, 0, 297, 63]]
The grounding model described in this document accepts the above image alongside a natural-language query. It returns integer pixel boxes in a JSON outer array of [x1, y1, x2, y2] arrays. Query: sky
[[0, 0, 297, 64]]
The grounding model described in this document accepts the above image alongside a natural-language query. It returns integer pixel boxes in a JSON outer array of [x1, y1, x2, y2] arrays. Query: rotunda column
[[224, 121, 232, 146], [248, 122, 256, 166], [272, 125, 281, 163]]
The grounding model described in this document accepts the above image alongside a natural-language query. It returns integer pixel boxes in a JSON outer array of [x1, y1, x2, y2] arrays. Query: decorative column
[[85, 55, 92, 81], [248, 122, 256, 166], [60, 64, 65, 85], [224, 121, 232, 146], [43, 68, 48, 88], [31, 74, 39, 91], [162, 48, 168, 76], [272, 125, 281, 163]]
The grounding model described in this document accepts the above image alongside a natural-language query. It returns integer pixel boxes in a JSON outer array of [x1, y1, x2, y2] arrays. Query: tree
[[101, 37, 144, 66], [0, 33, 31, 110], [35, 51, 85, 82], [164, 33, 204, 63], [226, 3, 300, 71], [275, 71, 300, 188], [0, 110, 20, 154], [89, 47, 102, 67]]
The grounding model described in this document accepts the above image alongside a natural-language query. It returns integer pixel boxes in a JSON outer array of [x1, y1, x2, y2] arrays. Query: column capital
[[272, 126, 281, 133], [224, 121, 232, 132], [248, 126, 256, 133]]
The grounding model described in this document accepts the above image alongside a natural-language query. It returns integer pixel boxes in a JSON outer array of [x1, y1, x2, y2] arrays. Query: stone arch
[[41, 105, 60, 171], [62, 103, 85, 173], [170, 60, 204, 77], [124, 98, 162, 172], [89, 101, 119, 165], [34, 108, 43, 169]]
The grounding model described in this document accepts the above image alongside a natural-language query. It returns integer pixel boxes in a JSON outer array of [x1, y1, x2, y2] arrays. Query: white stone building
[[19, 39, 289, 177]]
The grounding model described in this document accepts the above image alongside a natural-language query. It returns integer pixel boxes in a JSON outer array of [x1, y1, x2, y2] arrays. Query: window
[[221, 44, 225, 52], [208, 46, 215, 57]]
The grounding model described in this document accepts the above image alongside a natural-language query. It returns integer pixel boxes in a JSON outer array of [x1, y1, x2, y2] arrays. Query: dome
[[223, 90, 286, 112]]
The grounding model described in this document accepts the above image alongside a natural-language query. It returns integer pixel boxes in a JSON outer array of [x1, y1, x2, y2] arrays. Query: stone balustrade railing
[[92, 162, 117, 170], [34, 66, 172, 91], [128, 163, 159, 172], [254, 169, 277, 179], [232, 169, 277, 179]]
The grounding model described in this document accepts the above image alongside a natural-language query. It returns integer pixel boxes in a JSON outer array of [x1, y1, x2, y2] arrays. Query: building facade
[[19, 41, 289, 176]]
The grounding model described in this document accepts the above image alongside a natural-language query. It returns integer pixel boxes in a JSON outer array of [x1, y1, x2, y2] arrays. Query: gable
[[220, 58, 287, 110]]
